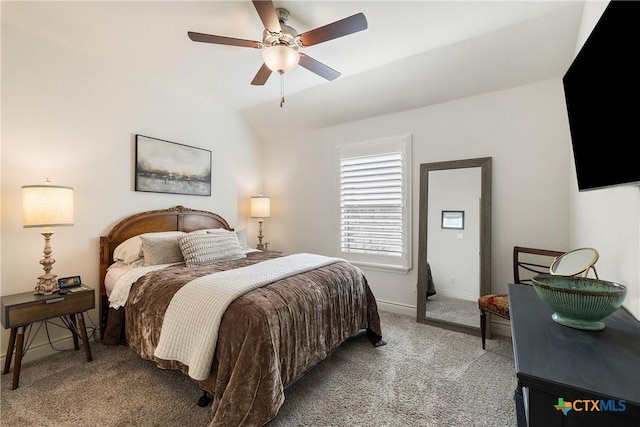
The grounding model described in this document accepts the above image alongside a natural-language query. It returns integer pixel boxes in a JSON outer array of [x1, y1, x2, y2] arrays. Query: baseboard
[[376, 299, 512, 338], [0, 336, 78, 366], [434, 289, 477, 302], [376, 299, 416, 317], [491, 317, 512, 337]]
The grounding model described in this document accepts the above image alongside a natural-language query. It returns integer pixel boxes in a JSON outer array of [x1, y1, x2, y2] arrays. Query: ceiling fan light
[[263, 45, 300, 74]]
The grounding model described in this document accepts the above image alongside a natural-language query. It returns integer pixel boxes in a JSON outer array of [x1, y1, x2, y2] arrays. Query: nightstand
[[1, 287, 95, 390]]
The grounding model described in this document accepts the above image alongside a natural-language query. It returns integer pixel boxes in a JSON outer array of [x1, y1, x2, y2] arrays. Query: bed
[[99, 206, 384, 427]]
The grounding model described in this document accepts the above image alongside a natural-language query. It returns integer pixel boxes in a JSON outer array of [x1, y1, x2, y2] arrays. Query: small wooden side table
[[1, 287, 95, 390]]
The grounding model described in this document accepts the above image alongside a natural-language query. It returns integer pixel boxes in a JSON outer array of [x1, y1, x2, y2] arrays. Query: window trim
[[337, 135, 412, 274]]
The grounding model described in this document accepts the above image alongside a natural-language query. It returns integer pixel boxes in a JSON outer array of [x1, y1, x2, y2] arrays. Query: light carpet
[[1, 311, 516, 426]]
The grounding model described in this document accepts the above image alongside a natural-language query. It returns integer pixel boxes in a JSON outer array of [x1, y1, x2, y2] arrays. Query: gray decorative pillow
[[114, 231, 186, 265], [178, 232, 245, 267], [140, 233, 186, 266], [206, 228, 248, 250]]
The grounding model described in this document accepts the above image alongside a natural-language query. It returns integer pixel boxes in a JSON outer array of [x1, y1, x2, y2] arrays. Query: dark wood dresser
[[508, 283, 640, 427]]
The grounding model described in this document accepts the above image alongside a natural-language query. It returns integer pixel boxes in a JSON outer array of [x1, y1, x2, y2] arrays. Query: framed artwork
[[135, 134, 211, 196], [441, 210, 464, 229]]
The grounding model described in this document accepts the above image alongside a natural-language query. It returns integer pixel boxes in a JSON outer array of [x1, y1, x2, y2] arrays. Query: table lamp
[[250, 195, 270, 250], [22, 180, 74, 295]]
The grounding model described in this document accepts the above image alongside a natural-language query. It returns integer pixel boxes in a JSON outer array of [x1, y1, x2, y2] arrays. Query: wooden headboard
[[98, 205, 233, 334]]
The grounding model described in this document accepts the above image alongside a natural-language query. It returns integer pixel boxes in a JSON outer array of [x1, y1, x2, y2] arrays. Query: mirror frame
[[550, 247, 600, 278], [417, 157, 492, 336]]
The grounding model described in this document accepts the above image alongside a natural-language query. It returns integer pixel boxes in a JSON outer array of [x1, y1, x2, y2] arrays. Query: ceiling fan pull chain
[[280, 71, 285, 108]]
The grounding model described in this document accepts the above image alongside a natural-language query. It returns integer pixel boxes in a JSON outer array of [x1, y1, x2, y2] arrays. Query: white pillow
[[178, 232, 245, 267], [113, 235, 144, 264], [234, 229, 249, 249], [113, 231, 186, 265], [140, 234, 185, 266], [108, 259, 145, 270]]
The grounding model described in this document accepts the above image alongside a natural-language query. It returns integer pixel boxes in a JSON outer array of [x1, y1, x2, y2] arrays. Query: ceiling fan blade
[[188, 32, 261, 49], [298, 13, 367, 47], [251, 63, 273, 85], [298, 53, 341, 81], [252, 0, 281, 33]]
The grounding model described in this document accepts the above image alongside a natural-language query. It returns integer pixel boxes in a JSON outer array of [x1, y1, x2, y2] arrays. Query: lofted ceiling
[[2, 1, 585, 141]]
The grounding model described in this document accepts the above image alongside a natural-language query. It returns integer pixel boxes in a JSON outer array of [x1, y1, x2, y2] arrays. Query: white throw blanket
[[153, 253, 344, 380]]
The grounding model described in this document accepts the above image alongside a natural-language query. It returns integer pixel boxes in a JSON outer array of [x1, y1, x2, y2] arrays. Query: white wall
[[264, 78, 571, 316], [1, 25, 263, 360], [569, 2, 640, 319]]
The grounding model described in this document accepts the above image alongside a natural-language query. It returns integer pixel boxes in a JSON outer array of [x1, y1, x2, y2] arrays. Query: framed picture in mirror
[[441, 210, 464, 230]]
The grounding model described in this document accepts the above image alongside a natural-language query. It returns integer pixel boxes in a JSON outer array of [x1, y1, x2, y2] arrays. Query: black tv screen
[[562, 0, 640, 191]]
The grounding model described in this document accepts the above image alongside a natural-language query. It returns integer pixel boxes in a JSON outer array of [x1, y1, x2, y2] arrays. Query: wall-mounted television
[[562, 0, 640, 191]]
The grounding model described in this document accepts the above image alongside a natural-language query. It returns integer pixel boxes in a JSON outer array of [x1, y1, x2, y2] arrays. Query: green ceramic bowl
[[532, 274, 627, 330]]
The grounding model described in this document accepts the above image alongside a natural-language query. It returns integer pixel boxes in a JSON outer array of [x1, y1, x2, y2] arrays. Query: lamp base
[[34, 231, 59, 295], [35, 273, 59, 295], [256, 219, 268, 251]]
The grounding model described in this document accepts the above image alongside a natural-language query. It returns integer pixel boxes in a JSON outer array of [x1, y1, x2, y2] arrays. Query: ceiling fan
[[188, 0, 368, 101]]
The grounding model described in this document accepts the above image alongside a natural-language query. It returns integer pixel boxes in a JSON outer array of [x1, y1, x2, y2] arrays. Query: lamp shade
[[251, 196, 271, 218], [22, 184, 74, 228], [262, 45, 300, 74]]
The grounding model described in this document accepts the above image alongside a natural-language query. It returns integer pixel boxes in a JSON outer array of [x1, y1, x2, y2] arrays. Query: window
[[338, 136, 411, 273]]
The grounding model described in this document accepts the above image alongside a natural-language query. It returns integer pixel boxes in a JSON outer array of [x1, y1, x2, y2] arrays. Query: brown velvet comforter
[[104, 251, 383, 427]]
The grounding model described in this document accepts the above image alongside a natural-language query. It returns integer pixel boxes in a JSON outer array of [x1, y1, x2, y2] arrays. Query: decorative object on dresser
[[477, 246, 564, 349], [509, 283, 639, 427], [251, 194, 271, 250], [531, 274, 627, 331], [549, 247, 599, 278], [22, 179, 74, 295], [99, 206, 384, 427], [1, 287, 94, 389]]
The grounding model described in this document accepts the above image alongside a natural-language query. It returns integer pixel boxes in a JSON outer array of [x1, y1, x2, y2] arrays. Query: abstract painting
[[135, 135, 211, 196]]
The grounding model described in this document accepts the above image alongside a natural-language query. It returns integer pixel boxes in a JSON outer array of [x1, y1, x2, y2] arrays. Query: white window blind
[[340, 153, 403, 256], [338, 136, 411, 272]]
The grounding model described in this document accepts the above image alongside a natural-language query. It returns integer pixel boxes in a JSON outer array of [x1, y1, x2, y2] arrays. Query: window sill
[[349, 260, 411, 275]]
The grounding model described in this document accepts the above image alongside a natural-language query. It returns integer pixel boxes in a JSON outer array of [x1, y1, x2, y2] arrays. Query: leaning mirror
[[417, 157, 492, 336]]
